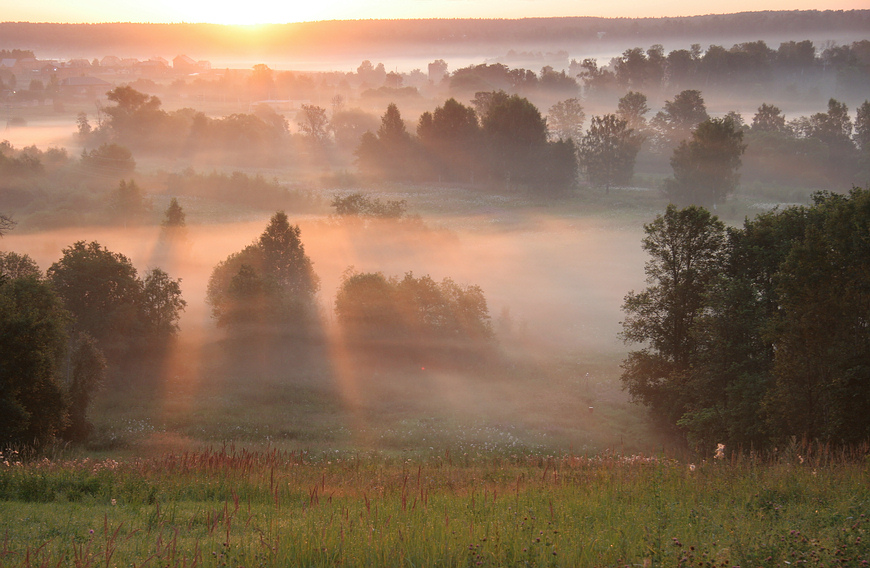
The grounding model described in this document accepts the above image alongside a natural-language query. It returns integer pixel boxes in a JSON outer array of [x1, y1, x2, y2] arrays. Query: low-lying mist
[[4, 211, 646, 353], [2, 211, 653, 454]]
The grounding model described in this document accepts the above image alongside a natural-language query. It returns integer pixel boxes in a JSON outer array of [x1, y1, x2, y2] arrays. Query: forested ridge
[[0, 11, 867, 57]]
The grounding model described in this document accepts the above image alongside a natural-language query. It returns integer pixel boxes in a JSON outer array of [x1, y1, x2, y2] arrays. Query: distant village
[[0, 53, 212, 105]]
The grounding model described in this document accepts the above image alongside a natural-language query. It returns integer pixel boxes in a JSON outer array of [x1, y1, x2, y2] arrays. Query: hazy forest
[[1, 11, 870, 567]]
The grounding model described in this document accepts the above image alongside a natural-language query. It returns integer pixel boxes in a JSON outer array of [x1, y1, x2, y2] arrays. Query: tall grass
[[1, 443, 868, 567]]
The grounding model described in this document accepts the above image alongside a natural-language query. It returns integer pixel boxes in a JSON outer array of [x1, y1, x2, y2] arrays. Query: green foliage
[[335, 269, 492, 358], [651, 89, 709, 148], [207, 212, 319, 329], [613, 46, 666, 92], [751, 103, 787, 133], [765, 189, 870, 443], [0, 450, 868, 567], [417, 98, 480, 182], [62, 333, 107, 443], [623, 188, 870, 449], [0, 276, 70, 448], [46, 241, 185, 356], [108, 179, 151, 226], [354, 103, 420, 180], [620, 205, 727, 430], [547, 98, 585, 142], [578, 114, 642, 190], [0, 251, 40, 280], [664, 117, 747, 207], [856, 100, 870, 152], [80, 143, 136, 177], [0, 144, 45, 178], [330, 192, 407, 219], [616, 90, 650, 133], [163, 169, 317, 212], [90, 86, 291, 166], [139, 268, 187, 338], [47, 241, 142, 349], [481, 91, 548, 183]]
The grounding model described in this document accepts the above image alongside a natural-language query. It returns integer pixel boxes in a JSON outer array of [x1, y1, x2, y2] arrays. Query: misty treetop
[[620, 187, 870, 450], [335, 269, 493, 361], [576, 38, 870, 101], [355, 93, 578, 192], [207, 211, 320, 329], [740, 97, 870, 188], [664, 116, 747, 207], [578, 114, 642, 191], [0, 251, 41, 281], [81, 86, 292, 166]]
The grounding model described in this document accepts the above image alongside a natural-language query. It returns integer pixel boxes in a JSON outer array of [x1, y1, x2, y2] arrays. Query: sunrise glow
[[2, 0, 869, 24]]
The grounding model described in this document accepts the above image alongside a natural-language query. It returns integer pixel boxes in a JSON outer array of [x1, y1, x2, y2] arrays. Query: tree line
[[620, 187, 870, 451], [0, 13, 866, 62], [71, 81, 870, 199], [578, 39, 870, 99]]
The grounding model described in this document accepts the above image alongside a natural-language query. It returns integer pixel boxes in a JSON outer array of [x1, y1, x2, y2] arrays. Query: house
[[100, 55, 122, 68], [173, 54, 197, 72], [66, 59, 93, 69], [59, 76, 111, 98], [137, 60, 169, 74]]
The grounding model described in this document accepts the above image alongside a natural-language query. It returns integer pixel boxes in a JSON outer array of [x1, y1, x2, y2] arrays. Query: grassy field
[[1, 444, 868, 567], [84, 336, 660, 459], [4, 122, 856, 566]]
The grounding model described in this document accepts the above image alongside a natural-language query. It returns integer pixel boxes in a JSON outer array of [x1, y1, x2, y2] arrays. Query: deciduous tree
[[297, 104, 331, 145], [616, 91, 650, 133], [0, 276, 70, 448], [751, 103, 786, 133], [620, 205, 727, 430], [664, 117, 747, 207], [0, 251, 40, 280], [651, 89, 709, 148], [578, 114, 642, 190], [47, 241, 142, 349], [547, 98, 585, 142], [417, 98, 480, 182]]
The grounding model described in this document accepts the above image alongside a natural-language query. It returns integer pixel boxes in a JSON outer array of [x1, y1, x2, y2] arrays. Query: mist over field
[[1, 9, 869, 460], [4, 11, 870, 568], [3, 212, 647, 352]]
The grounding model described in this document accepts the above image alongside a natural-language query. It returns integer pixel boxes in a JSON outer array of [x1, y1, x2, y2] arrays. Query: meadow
[[2, 97, 865, 567], [1, 443, 868, 567]]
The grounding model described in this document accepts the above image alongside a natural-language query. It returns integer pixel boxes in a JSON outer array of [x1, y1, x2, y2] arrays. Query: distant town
[[1, 51, 212, 105]]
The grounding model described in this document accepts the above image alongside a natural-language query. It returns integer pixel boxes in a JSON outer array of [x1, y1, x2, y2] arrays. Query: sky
[[1, 0, 867, 25]]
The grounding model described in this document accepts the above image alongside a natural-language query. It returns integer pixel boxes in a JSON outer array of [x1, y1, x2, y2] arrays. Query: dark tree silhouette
[[579, 114, 643, 190], [664, 117, 747, 207]]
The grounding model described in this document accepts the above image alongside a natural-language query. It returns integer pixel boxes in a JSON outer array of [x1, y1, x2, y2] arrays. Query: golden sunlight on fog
[[3, 214, 646, 354]]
